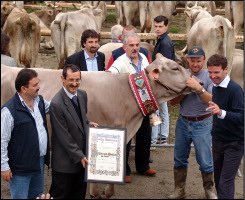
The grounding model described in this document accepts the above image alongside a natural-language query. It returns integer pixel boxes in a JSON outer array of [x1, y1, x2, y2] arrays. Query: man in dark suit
[[65, 29, 105, 71], [49, 64, 98, 199]]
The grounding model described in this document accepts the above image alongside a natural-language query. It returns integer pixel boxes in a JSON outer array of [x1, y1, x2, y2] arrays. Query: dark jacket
[[152, 31, 175, 61], [65, 50, 105, 71], [3, 93, 50, 175]]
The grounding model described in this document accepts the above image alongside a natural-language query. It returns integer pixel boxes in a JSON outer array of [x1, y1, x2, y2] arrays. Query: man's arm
[[1, 108, 14, 182]]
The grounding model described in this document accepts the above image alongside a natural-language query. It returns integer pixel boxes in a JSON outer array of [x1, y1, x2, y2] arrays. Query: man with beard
[[1, 68, 50, 199], [49, 64, 98, 198], [65, 29, 105, 71], [109, 33, 157, 183]]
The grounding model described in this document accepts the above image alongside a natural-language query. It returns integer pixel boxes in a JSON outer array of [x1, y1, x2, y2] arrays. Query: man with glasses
[[49, 64, 98, 199]]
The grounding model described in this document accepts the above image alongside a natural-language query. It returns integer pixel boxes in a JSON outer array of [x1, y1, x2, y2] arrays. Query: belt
[[181, 113, 212, 121]]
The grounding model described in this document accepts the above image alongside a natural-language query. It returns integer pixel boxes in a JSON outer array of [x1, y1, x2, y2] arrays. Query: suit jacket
[[50, 88, 89, 173], [65, 50, 105, 71]]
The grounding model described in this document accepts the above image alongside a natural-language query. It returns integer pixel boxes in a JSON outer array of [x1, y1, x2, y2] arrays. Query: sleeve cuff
[[218, 110, 226, 119]]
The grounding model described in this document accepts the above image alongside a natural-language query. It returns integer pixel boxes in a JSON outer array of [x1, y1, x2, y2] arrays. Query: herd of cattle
[[1, 1, 244, 198]]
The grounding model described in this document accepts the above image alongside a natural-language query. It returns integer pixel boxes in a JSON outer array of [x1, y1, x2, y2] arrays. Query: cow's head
[[145, 53, 193, 104]]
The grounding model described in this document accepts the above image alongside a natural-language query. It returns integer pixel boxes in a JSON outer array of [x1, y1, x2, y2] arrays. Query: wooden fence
[[40, 30, 244, 43]]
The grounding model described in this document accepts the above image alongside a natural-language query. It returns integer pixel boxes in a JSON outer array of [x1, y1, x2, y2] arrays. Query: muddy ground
[[1, 6, 244, 199]]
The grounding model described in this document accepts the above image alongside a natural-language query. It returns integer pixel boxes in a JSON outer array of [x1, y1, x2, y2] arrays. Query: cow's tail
[[59, 14, 68, 69], [216, 15, 235, 74]]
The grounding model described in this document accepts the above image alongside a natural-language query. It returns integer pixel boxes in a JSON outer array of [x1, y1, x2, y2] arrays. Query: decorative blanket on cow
[[129, 70, 159, 116]]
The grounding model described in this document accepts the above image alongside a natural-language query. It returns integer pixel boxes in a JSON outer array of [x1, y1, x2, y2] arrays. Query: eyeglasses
[[66, 79, 81, 84]]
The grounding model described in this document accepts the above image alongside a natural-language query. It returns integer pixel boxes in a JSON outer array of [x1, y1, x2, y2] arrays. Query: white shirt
[[213, 75, 230, 119], [1, 94, 50, 171]]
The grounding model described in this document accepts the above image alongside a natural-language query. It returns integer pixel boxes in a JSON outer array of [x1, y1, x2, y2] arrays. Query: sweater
[[212, 80, 244, 141]]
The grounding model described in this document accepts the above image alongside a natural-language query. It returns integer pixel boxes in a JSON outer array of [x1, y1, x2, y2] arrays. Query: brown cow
[[1, 54, 194, 198], [3, 7, 41, 68]]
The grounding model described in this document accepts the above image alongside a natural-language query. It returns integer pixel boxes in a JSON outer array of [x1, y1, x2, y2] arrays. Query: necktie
[[72, 95, 78, 106]]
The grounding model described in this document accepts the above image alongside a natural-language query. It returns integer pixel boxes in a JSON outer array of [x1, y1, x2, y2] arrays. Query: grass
[[106, 14, 116, 22], [169, 27, 181, 33]]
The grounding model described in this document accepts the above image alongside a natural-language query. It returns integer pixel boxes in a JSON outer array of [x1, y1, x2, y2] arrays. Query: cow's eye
[[172, 67, 180, 71]]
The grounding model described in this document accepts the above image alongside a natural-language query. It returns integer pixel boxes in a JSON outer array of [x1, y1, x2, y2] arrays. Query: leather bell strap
[[129, 70, 159, 116]]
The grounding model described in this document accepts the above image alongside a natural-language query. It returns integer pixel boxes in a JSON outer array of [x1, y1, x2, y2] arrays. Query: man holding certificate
[[49, 64, 98, 199], [109, 32, 157, 183]]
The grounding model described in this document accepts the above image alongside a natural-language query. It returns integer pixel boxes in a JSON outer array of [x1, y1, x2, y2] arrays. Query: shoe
[[150, 146, 156, 151], [125, 175, 131, 183], [141, 169, 157, 176], [161, 139, 167, 144]]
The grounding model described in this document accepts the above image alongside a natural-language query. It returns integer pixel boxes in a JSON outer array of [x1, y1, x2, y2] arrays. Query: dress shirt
[[84, 50, 99, 71], [1, 94, 50, 171], [63, 86, 78, 100], [126, 53, 143, 72]]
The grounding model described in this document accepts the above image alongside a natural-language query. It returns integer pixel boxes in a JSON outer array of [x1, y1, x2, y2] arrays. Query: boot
[[201, 172, 217, 199], [168, 168, 187, 199]]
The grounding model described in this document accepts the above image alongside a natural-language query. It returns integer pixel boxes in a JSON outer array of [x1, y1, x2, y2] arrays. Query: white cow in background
[[50, 5, 103, 69]]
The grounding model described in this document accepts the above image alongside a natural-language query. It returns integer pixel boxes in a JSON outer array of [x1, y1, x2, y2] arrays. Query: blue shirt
[[84, 50, 99, 71], [126, 53, 143, 72]]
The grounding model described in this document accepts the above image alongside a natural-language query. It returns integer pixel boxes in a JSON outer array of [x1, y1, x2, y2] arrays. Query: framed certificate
[[85, 126, 127, 184]]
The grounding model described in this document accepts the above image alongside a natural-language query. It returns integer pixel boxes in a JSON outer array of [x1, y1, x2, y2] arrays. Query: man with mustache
[[109, 32, 157, 183], [1, 68, 50, 199], [65, 29, 105, 71]]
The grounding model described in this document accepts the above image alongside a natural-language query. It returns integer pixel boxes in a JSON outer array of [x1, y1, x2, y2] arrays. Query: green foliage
[[169, 27, 181, 33], [106, 14, 116, 22]]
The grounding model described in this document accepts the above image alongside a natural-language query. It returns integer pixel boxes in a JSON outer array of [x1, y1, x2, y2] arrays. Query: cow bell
[[149, 113, 163, 127]]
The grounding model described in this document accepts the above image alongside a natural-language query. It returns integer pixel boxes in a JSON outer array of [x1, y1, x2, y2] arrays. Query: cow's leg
[[101, 184, 114, 199], [90, 183, 102, 199]]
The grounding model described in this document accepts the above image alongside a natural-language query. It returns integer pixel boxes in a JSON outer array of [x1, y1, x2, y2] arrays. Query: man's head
[[207, 54, 228, 85], [154, 15, 169, 37], [15, 68, 40, 99], [81, 29, 100, 54], [122, 25, 137, 41], [111, 24, 123, 41], [186, 46, 206, 74], [123, 32, 141, 59], [62, 64, 81, 95]]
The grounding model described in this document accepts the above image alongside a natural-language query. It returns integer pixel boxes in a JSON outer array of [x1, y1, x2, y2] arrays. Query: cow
[[225, 1, 244, 36], [50, 5, 103, 69], [185, 1, 216, 16], [2, 7, 41, 68], [185, 7, 235, 73], [30, 3, 60, 49], [1, 53, 195, 198], [98, 41, 155, 67]]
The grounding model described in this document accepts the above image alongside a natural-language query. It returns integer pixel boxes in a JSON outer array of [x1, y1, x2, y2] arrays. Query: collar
[[84, 50, 98, 59], [126, 53, 143, 63], [158, 31, 168, 40], [17, 93, 40, 108], [63, 86, 78, 99], [213, 75, 230, 88]]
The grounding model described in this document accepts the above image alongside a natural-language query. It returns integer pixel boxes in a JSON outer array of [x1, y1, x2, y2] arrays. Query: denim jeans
[[151, 102, 169, 144], [10, 156, 45, 199], [174, 115, 213, 174]]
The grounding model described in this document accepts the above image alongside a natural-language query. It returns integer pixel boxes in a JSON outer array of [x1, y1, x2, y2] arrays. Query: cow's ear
[[93, 8, 102, 16], [148, 68, 160, 80], [48, 10, 54, 16]]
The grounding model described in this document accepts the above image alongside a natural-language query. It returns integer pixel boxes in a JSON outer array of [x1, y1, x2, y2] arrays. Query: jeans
[[174, 116, 213, 174], [151, 102, 169, 144], [10, 156, 45, 199]]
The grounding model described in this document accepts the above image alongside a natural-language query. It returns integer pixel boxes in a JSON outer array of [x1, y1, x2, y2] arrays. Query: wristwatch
[[197, 88, 205, 95]]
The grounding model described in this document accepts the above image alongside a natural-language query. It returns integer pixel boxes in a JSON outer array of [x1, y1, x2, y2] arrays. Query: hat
[[186, 46, 205, 58]]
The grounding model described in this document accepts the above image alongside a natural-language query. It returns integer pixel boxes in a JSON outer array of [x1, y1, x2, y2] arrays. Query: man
[[65, 29, 105, 71], [49, 64, 98, 199], [109, 32, 156, 183], [151, 15, 175, 146], [1, 68, 50, 199], [206, 54, 244, 199], [110, 24, 123, 43], [106, 25, 151, 70], [169, 46, 217, 199]]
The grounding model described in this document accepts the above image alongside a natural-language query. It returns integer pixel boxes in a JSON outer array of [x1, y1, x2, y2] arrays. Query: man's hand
[[89, 122, 99, 127], [1, 170, 12, 182], [206, 101, 222, 116], [186, 77, 203, 93], [81, 157, 89, 168]]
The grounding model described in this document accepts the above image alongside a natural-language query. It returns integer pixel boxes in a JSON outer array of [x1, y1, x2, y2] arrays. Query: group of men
[[1, 14, 244, 200]]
